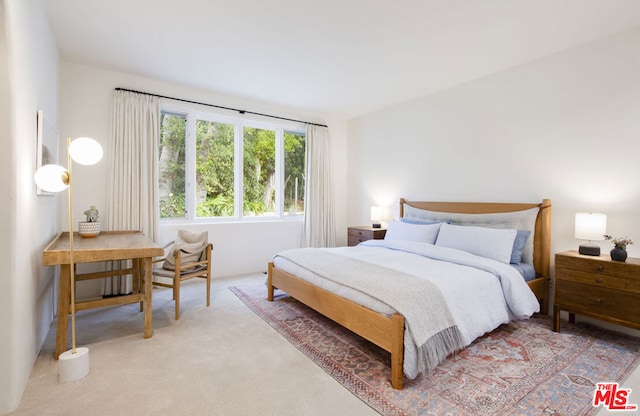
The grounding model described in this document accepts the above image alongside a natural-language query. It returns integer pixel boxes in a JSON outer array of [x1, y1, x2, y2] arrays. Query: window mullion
[[275, 128, 284, 217], [186, 114, 197, 221], [234, 121, 243, 220]]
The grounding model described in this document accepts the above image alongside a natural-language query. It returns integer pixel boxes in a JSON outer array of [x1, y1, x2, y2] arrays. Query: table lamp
[[575, 212, 606, 256], [370, 206, 382, 228], [34, 136, 103, 383]]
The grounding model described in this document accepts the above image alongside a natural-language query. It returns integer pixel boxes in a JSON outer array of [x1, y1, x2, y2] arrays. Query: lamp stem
[[66, 137, 77, 355]]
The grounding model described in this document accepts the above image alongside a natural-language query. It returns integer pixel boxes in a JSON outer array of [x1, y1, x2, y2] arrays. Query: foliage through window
[[159, 109, 305, 221], [159, 113, 186, 219]]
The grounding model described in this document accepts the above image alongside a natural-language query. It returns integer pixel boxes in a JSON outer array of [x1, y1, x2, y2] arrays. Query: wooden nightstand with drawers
[[347, 226, 386, 246], [553, 250, 640, 332]]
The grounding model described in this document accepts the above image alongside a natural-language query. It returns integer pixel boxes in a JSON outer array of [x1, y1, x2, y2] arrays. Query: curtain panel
[[303, 125, 336, 248], [102, 90, 159, 296]]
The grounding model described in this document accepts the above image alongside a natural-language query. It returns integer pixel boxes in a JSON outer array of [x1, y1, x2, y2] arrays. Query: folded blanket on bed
[[275, 248, 466, 375]]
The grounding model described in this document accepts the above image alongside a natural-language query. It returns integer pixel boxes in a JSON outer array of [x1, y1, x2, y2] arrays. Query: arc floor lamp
[[35, 136, 103, 383]]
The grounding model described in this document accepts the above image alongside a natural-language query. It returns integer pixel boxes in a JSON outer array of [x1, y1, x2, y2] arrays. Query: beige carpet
[[10, 273, 640, 415], [11, 274, 376, 416]]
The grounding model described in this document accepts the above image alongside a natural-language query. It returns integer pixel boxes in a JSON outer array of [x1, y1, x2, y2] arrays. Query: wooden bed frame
[[267, 198, 552, 390]]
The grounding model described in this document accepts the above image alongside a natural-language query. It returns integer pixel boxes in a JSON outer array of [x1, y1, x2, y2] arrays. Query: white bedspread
[[272, 239, 540, 379]]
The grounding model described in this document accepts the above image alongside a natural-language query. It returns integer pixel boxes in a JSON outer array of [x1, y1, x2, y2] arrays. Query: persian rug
[[231, 284, 640, 416]]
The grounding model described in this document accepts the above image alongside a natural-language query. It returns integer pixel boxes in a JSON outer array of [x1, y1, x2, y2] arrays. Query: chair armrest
[[152, 240, 176, 264], [174, 243, 212, 270]]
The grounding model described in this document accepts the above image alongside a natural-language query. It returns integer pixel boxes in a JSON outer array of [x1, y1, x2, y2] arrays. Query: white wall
[[348, 27, 640, 258], [60, 62, 349, 297], [347, 27, 640, 332], [1, 0, 59, 412]]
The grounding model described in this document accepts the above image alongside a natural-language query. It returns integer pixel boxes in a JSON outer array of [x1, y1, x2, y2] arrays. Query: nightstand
[[553, 250, 640, 332], [347, 226, 386, 246]]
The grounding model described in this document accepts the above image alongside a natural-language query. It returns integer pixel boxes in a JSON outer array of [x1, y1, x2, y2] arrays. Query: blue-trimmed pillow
[[511, 230, 531, 264]]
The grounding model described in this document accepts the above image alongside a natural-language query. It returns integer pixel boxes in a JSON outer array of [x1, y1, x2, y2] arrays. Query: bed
[[267, 199, 551, 389]]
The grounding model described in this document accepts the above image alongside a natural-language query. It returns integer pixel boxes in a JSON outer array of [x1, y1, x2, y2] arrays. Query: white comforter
[[272, 239, 540, 379]]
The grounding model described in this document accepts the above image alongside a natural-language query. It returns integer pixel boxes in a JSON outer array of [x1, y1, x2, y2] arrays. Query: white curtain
[[102, 90, 160, 296], [303, 125, 336, 247]]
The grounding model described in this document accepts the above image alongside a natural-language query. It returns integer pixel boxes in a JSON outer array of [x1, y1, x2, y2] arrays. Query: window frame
[[159, 101, 305, 224]]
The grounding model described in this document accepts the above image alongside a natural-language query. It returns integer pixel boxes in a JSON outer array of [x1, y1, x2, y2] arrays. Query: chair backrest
[[163, 230, 208, 270]]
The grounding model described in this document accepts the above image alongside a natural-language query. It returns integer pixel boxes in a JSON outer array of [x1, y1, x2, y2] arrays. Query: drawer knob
[[595, 266, 604, 272], [596, 278, 604, 284], [595, 298, 603, 303]]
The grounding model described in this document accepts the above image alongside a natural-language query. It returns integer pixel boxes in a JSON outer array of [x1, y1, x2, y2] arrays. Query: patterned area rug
[[230, 284, 640, 416]]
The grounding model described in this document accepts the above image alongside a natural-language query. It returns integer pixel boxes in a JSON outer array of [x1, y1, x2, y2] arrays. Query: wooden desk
[[43, 231, 163, 358]]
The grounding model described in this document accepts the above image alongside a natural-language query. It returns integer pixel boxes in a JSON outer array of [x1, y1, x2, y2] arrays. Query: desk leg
[[56, 264, 71, 359], [142, 257, 153, 338], [132, 258, 140, 294], [132, 258, 143, 312]]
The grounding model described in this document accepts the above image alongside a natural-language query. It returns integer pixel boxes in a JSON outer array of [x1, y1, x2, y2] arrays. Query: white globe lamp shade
[[68, 137, 103, 166], [34, 164, 69, 192]]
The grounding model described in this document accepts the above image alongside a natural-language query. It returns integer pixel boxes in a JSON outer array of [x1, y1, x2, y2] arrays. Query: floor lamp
[[34, 136, 103, 383]]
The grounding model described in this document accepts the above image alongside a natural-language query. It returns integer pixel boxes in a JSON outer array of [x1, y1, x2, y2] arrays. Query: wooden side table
[[347, 226, 387, 246], [553, 250, 640, 332]]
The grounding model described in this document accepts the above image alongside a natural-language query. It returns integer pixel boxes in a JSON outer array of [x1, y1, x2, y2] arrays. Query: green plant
[[83, 206, 99, 222]]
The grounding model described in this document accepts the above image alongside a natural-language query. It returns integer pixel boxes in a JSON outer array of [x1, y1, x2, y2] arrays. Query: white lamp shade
[[34, 164, 69, 192], [68, 137, 103, 166], [370, 206, 382, 222], [575, 212, 607, 241]]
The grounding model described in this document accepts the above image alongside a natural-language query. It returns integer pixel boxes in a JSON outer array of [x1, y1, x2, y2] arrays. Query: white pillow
[[384, 220, 441, 244], [435, 223, 517, 264], [403, 205, 538, 264]]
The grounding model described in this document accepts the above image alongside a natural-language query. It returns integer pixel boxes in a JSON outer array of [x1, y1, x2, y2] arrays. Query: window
[[159, 108, 305, 221], [283, 131, 305, 216], [159, 112, 187, 219], [243, 126, 275, 216], [195, 118, 235, 218]]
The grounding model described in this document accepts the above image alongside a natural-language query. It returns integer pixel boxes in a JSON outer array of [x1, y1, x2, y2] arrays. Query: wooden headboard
[[399, 199, 552, 280]]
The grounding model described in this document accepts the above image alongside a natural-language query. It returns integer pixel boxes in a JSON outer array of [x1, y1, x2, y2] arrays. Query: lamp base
[[372, 223, 381, 229], [579, 243, 601, 256], [59, 347, 90, 383]]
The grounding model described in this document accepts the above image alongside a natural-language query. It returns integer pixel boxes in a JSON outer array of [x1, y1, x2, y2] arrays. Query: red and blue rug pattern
[[231, 284, 640, 416]]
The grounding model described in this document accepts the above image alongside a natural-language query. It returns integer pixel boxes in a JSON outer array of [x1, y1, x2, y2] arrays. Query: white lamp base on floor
[[59, 347, 90, 383]]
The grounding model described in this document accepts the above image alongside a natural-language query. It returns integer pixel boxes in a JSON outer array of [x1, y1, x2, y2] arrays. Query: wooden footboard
[[267, 262, 405, 389]]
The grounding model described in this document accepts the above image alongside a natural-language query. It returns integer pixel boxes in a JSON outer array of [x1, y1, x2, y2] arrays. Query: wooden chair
[[152, 240, 212, 320]]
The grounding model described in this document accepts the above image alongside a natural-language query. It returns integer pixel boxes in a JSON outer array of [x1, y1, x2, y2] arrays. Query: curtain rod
[[114, 87, 328, 128]]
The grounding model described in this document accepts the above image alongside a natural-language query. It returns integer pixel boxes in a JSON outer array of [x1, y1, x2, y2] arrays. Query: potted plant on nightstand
[[78, 205, 101, 238], [604, 235, 633, 262]]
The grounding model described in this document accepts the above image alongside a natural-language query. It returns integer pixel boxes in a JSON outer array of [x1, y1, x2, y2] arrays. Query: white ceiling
[[44, 0, 640, 118]]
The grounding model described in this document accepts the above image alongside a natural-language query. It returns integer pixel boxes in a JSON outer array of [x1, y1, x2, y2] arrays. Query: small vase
[[78, 221, 101, 238], [610, 246, 627, 262]]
